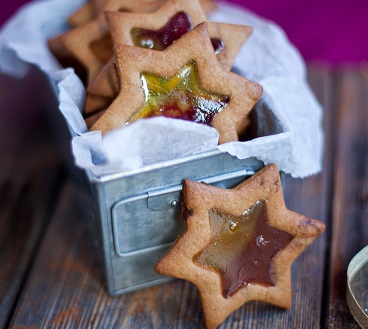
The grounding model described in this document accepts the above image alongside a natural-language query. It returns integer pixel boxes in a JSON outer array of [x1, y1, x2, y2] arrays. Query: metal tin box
[[84, 151, 263, 295], [45, 71, 272, 296]]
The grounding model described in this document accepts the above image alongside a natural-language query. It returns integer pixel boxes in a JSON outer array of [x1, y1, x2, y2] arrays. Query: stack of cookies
[[48, 0, 263, 144], [48, 1, 325, 328]]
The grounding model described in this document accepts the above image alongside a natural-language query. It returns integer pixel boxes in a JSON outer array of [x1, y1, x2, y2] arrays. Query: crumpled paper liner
[[0, 0, 324, 178]]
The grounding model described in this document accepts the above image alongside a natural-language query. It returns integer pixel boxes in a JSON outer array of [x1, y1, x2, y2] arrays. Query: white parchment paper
[[0, 0, 324, 178]]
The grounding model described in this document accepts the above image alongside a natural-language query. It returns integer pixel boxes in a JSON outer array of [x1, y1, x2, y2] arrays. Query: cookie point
[[300, 216, 326, 236], [265, 163, 279, 173], [195, 21, 209, 35], [183, 179, 197, 189]]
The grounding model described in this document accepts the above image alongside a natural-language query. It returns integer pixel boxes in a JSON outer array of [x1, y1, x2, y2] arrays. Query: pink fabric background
[[1, 0, 368, 64], [230, 0, 368, 64]]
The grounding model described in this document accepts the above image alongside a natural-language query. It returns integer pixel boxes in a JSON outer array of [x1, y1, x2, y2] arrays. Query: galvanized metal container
[[84, 150, 263, 295], [45, 72, 270, 296]]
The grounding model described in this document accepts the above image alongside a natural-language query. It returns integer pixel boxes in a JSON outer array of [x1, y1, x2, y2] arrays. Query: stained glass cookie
[[90, 23, 262, 144], [155, 163, 325, 329]]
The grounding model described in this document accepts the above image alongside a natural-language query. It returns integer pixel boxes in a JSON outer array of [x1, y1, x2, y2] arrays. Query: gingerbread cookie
[[87, 0, 252, 98], [107, 0, 249, 70], [154, 163, 325, 329], [90, 23, 262, 144]]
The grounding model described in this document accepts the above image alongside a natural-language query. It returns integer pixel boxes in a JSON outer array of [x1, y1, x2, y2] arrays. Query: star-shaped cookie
[[154, 163, 325, 329], [107, 0, 250, 71], [90, 23, 262, 144], [87, 0, 252, 98]]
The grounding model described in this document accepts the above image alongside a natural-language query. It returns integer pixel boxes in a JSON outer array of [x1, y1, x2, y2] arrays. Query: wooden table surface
[[0, 64, 367, 329]]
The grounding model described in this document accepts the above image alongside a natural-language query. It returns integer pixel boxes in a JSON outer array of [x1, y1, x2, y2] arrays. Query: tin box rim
[[86, 148, 248, 184]]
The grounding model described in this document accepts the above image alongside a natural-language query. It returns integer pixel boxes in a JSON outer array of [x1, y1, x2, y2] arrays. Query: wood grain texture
[[8, 182, 201, 329], [0, 71, 65, 328], [327, 67, 368, 328], [306, 65, 336, 329]]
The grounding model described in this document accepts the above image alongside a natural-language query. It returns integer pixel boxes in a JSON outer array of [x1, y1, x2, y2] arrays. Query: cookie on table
[[90, 23, 262, 144], [87, 0, 252, 98], [154, 163, 325, 329]]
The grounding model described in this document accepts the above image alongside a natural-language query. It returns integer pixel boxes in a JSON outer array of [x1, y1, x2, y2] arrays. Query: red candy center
[[131, 11, 224, 53]]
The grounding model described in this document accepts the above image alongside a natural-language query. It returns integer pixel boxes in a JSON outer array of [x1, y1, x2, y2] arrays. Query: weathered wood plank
[[306, 65, 337, 328], [9, 182, 192, 329], [0, 160, 63, 327], [327, 67, 368, 328], [0, 71, 65, 328]]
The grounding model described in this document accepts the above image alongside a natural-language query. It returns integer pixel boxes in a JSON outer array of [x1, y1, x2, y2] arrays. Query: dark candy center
[[193, 200, 293, 298]]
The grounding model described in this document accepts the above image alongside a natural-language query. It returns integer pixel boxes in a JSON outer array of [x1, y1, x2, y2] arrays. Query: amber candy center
[[127, 60, 229, 125], [193, 200, 293, 298]]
